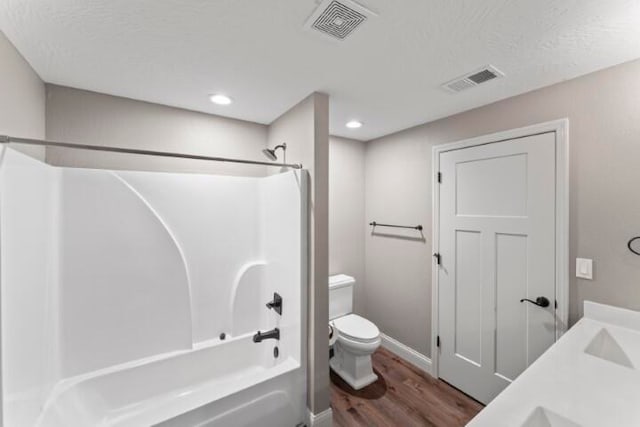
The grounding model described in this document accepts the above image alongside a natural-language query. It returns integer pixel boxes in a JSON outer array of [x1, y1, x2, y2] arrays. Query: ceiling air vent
[[304, 0, 376, 41], [442, 65, 505, 93]]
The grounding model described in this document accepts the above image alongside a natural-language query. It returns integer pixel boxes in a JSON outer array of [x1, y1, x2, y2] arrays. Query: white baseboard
[[380, 333, 433, 377], [307, 407, 333, 427]]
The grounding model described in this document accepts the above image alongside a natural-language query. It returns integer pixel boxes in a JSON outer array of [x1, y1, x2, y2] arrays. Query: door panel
[[495, 233, 528, 381], [454, 230, 482, 365], [456, 153, 528, 217], [438, 132, 556, 404]]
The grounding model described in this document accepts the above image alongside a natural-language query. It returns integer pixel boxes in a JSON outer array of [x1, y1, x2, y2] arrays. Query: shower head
[[262, 148, 278, 161], [262, 143, 287, 161]]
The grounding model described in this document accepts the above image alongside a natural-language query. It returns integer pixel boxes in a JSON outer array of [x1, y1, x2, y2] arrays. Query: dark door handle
[[520, 296, 550, 308]]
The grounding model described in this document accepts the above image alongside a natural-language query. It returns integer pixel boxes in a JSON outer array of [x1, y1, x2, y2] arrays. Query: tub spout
[[253, 328, 280, 343]]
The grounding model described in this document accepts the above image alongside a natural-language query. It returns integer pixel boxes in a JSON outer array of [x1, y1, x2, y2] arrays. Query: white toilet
[[329, 274, 381, 390]]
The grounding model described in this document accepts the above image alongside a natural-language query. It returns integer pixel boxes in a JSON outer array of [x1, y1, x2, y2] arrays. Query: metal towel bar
[[369, 221, 423, 231]]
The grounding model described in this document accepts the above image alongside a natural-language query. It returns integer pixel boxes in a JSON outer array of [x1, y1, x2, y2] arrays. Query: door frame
[[431, 119, 569, 379]]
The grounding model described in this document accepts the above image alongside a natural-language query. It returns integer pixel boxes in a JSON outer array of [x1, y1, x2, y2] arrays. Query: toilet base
[[330, 342, 379, 390]]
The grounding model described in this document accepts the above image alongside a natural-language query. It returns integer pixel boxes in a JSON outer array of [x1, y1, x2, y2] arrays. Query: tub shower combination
[[0, 141, 308, 427]]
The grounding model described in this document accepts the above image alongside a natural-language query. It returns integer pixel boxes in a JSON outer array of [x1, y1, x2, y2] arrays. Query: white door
[[438, 132, 557, 404]]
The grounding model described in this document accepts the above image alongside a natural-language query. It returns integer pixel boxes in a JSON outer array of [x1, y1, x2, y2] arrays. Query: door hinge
[[555, 299, 558, 310], [437, 172, 442, 183], [433, 253, 441, 265], [437, 335, 441, 348]]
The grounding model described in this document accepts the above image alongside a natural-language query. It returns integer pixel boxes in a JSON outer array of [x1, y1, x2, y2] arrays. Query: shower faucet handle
[[266, 292, 283, 315]]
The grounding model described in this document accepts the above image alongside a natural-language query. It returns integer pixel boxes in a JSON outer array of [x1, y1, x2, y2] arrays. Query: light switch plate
[[576, 258, 593, 280]]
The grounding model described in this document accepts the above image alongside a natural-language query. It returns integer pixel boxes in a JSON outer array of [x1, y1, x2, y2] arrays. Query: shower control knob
[[266, 292, 283, 315]]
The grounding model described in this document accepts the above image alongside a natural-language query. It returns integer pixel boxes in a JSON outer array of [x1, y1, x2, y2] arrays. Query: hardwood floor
[[330, 347, 483, 427]]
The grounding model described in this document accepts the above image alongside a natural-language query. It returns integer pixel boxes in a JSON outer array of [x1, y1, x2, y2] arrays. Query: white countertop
[[468, 301, 640, 427]]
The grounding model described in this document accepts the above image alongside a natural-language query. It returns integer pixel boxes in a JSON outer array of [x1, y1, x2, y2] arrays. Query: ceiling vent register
[[442, 65, 505, 93], [305, 0, 376, 41]]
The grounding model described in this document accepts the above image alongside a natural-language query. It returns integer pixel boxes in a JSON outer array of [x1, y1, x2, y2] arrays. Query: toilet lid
[[333, 314, 379, 342]]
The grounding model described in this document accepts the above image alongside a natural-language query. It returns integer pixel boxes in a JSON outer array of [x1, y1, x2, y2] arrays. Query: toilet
[[329, 274, 381, 390]]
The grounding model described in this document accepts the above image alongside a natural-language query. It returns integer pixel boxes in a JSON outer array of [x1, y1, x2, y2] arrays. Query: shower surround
[[0, 147, 307, 426]]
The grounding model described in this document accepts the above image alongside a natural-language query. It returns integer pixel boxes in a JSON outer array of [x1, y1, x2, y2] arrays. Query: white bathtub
[[1, 151, 307, 427], [36, 333, 305, 427]]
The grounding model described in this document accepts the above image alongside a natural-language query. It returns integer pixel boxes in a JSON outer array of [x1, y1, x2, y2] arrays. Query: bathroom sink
[[521, 407, 580, 427], [584, 328, 635, 369]]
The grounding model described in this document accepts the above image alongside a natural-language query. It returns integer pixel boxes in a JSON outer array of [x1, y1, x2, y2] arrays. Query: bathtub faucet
[[253, 328, 280, 343]]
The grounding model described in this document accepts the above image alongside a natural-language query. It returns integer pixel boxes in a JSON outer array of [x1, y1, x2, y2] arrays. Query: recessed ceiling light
[[209, 94, 232, 105], [346, 120, 363, 129]]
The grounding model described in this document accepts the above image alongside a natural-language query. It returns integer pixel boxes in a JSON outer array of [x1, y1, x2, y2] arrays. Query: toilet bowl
[[329, 275, 381, 390]]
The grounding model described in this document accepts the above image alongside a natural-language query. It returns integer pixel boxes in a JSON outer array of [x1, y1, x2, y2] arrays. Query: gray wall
[[365, 58, 640, 359], [329, 136, 366, 315], [45, 85, 268, 176], [0, 31, 46, 159], [365, 130, 432, 355], [267, 93, 330, 415]]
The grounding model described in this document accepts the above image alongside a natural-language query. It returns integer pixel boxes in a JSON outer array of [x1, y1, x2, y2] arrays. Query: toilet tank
[[329, 274, 355, 320]]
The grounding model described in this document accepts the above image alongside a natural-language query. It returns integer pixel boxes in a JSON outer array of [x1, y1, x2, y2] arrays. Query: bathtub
[[1, 151, 307, 426], [36, 333, 306, 427]]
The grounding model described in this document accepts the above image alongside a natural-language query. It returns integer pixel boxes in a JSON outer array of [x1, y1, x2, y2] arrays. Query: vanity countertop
[[468, 301, 640, 427]]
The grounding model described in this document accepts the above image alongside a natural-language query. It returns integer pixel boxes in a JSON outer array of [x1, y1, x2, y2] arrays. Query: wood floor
[[331, 347, 483, 427]]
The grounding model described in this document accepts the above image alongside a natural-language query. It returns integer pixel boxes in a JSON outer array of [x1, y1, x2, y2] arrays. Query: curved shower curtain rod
[[0, 135, 303, 169]]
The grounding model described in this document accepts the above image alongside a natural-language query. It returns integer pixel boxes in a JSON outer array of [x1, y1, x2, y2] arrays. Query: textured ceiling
[[2, 0, 640, 140]]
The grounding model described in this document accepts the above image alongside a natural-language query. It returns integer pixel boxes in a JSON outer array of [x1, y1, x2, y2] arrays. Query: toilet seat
[[332, 314, 379, 343]]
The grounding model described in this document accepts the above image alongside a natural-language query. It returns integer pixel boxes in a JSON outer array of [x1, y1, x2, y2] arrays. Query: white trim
[[554, 121, 570, 340], [307, 407, 333, 427], [431, 118, 570, 378], [380, 333, 433, 377]]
